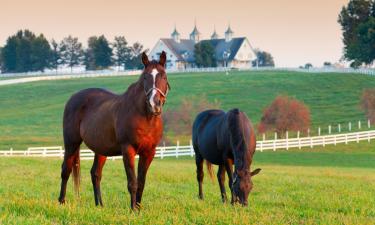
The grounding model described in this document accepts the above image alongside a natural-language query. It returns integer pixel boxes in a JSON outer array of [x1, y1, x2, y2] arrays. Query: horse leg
[[91, 153, 107, 206], [217, 165, 227, 203], [195, 153, 204, 200], [136, 150, 156, 208], [121, 144, 137, 210], [58, 144, 80, 204], [224, 159, 235, 204]]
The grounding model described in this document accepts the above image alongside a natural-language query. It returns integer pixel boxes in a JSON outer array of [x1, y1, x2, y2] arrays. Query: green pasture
[[0, 70, 375, 149], [0, 141, 374, 224]]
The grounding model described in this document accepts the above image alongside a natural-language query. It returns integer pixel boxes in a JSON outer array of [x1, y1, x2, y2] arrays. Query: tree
[[59, 36, 84, 72], [194, 41, 217, 67], [162, 95, 221, 144], [84, 35, 113, 70], [1, 30, 51, 73], [112, 36, 131, 70], [304, 63, 313, 69], [30, 34, 51, 72], [361, 88, 375, 123], [338, 0, 375, 67], [127, 42, 148, 69], [258, 95, 310, 136], [1, 36, 17, 73], [49, 39, 62, 72], [0, 47, 2, 71], [323, 62, 332, 67], [252, 50, 275, 67]]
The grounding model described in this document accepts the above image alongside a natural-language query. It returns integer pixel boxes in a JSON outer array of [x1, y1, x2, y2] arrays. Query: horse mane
[[227, 108, 247, 169]]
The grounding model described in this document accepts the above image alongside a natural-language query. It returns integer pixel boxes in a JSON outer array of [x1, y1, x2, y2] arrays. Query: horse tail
[[72, 150, 81, 197], [205, 160, 215, 182]]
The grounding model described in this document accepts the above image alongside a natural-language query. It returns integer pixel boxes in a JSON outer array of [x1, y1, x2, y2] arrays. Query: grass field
[[0, 70, 375, 149], [0, 142, 374, 224]]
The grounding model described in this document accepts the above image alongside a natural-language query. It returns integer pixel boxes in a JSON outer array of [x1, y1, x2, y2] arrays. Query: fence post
[[323, 136, 325, 147], [161, 142, 165, 159], [307, 128, 310, 137], [358, 121, 361, 130], [190, 140, 194, 157], [43, 148, 46, 157], [260, 141, 263, 152], [368, 120, 371, 129], [345, 134, 348, 144], [368, 131, 371, 143], [328, 125, 331, 134], [273, 132, 277, 151], [310, 137, 313, 148], [338, 124, 341, 133], [318, 127, 321, 136], [176, 141, 179, 158], [334, 135, 337, 146], [298, 131, 301, 149], [357, 132, 359, 143], [349, 122, 352, 131], [286, 131, 289, 150], [10, 148, 13, 156], [262, 133, 265, 141]]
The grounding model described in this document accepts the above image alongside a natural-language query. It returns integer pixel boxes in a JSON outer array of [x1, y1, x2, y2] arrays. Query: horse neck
[[227, 112, 250, 171], [120, 79, 161, 121]]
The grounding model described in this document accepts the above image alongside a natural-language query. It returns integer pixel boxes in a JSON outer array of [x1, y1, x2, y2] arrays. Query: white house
[[149, 24, 257, 70]]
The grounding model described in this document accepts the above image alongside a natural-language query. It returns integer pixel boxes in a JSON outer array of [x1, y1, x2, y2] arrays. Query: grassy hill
[[0, 70, 375, 149], [0, 142, 374, 224]]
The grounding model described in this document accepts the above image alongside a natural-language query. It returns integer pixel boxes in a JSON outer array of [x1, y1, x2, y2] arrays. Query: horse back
[[192, 110, 227, 165], [63, 88, 120, 153]]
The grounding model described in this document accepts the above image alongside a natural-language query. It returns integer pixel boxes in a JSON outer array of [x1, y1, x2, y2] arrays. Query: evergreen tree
[[30, 34, 51, 72], [1, 36, 18, 73], [194, 41, 216, 67], [84, 35, 113, 70], [1, 30, 52, 73], [338, 0, 375, 67], [127, 42, 148, 69], [113, 36, 131, 70], [59, 36, 84, 72], [49, 39, 62, 72], [252, 50, 275, 67]]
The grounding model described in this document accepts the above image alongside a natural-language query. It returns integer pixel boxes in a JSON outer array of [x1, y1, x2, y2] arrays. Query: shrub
[[162, 95, 220, 144], [361, 89, 375, 123], [258, 95, 310, 136]]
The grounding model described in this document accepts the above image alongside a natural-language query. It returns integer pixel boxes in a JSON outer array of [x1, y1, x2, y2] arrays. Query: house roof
[[201, 37, 246, 61], [160, 38, 195, 62], [160, 37, 248, 62]]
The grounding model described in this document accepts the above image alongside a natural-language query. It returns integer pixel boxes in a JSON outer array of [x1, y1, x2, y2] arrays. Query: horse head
[[232, 168, 261, 206], [141, 51, 170, 116]]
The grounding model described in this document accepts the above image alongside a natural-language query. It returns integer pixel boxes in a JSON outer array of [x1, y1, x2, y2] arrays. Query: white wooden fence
[[1, 130, 374, 160]]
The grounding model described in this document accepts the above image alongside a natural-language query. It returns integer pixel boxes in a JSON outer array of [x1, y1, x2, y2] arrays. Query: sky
[[0, 0, 349, 67]]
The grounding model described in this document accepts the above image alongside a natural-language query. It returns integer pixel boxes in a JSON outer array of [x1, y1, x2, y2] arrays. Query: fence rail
[[1, 130, 374, 160]]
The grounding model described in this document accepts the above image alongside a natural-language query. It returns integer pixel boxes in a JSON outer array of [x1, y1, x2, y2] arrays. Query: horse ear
[[159, 51, 167, 67], [142, 52, 149, 67], [250, 168, 261, 176]]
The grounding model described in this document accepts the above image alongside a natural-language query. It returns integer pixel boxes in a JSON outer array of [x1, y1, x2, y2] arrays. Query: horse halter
[[144, 86, 168, 98]]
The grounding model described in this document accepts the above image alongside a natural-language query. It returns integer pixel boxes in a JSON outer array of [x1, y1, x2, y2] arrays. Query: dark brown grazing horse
[[192, 109, 261, 206], [58, 51, 170, 210]]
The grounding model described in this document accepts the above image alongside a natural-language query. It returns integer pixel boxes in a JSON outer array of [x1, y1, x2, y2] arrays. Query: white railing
[[1, 66, 375, 79], [1, 130, 374, 160]]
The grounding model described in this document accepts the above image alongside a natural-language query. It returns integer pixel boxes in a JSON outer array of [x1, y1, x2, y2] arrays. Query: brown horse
[[192, 109, 261, 206], [58, 51, 170, 210]]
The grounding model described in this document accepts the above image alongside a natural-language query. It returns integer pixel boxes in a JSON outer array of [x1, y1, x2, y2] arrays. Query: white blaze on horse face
[[149, 69, 158, 108]]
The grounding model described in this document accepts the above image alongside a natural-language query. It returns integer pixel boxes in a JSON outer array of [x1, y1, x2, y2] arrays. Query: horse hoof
[[58, 199, 66, 205]]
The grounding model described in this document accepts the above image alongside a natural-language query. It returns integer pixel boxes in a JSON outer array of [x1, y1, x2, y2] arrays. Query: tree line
[[338, 0, 375, 68], [0, 30, 147, 73]]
